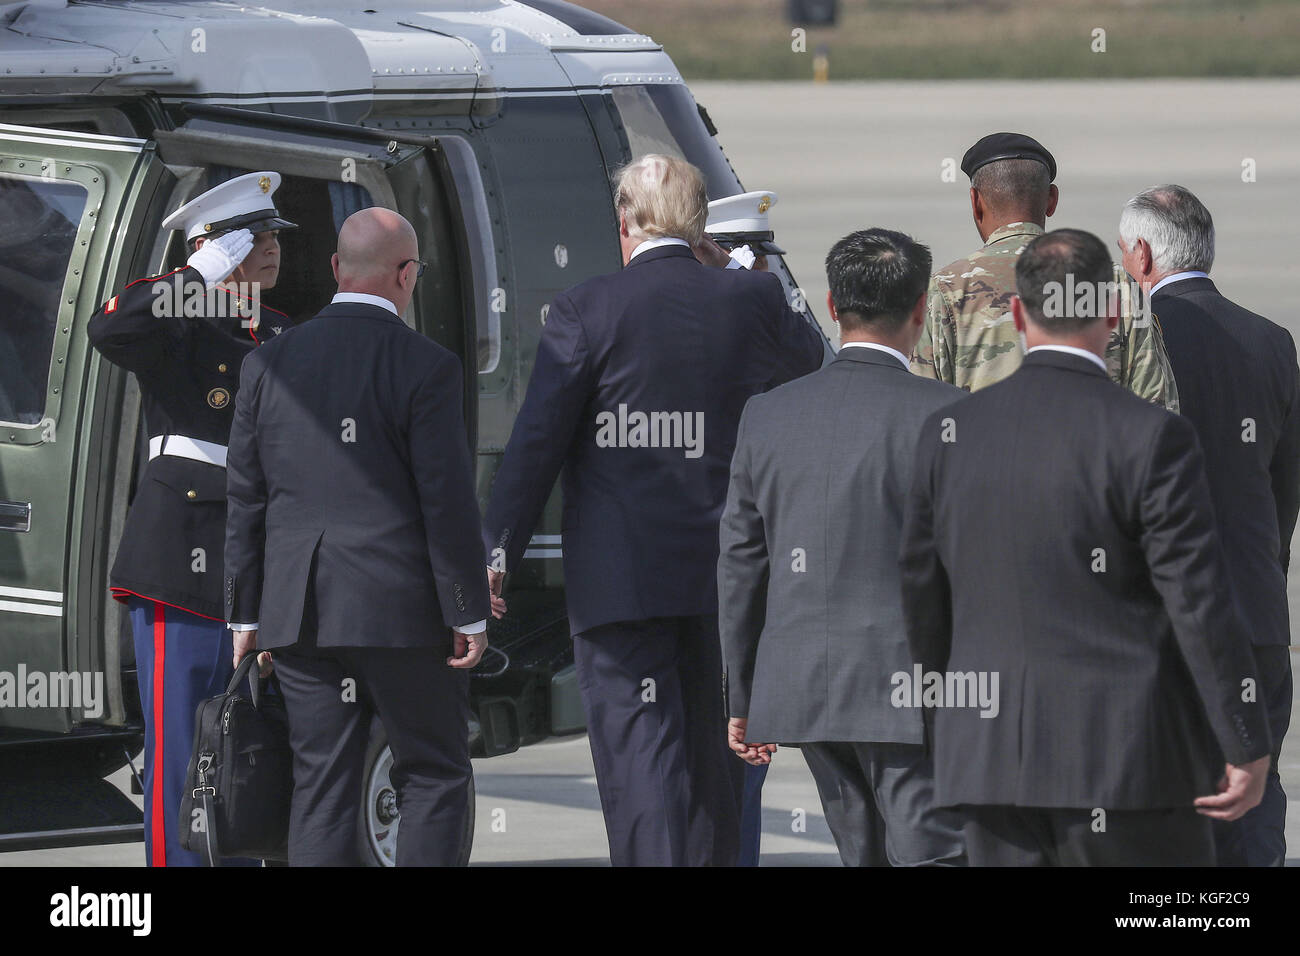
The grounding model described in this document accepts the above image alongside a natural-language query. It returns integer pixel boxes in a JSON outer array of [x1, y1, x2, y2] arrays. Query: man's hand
[[448, 628, 489, 669], [189, 228, 254, 289], [487, 567, 507, 619], [728, 717, 776, 767], [1194, 754, 1271, 820], [692, 235, 731, 269], [231, 628, 273, 677]]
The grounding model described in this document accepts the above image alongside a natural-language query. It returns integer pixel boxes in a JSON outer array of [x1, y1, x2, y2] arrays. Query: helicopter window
[[610, 84, 743, 201], [0, 174, 86, 427], [171, 167, 378, 327], [607, 85, 818, 328]]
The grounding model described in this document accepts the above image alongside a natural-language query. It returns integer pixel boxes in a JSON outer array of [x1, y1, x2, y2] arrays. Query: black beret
[[961, 132, 1056, 181]]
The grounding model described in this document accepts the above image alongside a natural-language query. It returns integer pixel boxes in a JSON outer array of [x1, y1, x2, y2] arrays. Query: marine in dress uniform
[[703, 189, 791, 867], [909, 132, 1179, 410], [87, 171, 297, 866]]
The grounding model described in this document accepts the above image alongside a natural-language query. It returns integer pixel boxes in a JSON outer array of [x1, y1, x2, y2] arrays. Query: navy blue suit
[[483, 244, 825, 864]]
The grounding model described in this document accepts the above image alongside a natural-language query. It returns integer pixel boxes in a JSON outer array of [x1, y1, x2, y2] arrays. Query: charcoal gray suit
[[899, 348, 1271, 866], [718, 344, 967, 865]]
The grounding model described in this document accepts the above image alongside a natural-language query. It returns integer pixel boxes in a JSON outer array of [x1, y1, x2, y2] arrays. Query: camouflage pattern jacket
[[910, 222, 1179, 411]]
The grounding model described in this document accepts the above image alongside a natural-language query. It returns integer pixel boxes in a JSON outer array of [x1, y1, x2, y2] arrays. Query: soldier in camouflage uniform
[[911, 133, 1178, 411]]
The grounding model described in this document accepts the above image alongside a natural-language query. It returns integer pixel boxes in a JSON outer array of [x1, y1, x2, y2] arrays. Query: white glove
[[726, 244, 756, 270], [188, 228, 254, 288]]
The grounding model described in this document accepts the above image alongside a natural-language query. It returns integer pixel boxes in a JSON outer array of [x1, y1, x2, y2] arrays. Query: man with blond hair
[[482, 154, 825, 865]]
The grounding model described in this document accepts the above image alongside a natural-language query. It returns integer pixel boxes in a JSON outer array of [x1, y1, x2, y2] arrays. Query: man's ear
[[1137, 238, 1154, 277], [969, 187, 982, 225], [193, 236, 207, 251], [1046, 183, 1060, 219], [331, 252, 340, 284], [910, 292, 926, 327], [826, 291, 839, 325], [619, 212, 630, 238], [1011, 295, 1027, 333]]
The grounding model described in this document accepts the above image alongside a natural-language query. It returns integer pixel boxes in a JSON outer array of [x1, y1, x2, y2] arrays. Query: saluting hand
[[1194, 754, 1271, 820], [448, 628, 489, 669], [189, 228, 255, 289]]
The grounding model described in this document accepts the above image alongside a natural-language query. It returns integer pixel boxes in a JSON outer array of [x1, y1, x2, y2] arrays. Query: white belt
[[149, 435, 228, 469]]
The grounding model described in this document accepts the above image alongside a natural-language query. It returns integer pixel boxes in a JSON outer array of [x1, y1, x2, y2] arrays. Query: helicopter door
[[0, 123, 175, 734], [152, 108, 478, 451]]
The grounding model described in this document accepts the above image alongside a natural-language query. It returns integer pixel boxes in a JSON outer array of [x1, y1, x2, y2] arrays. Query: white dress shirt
[[629, 236, 690, 261], [838, 340, 911, 370], [1026, 344, 1107, 373], [331, 291, 400, 315], [1150, 271, 1209, 296], [231, 288, 486, 636]]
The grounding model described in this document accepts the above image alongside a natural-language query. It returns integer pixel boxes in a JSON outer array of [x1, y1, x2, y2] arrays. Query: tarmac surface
[[5, 79, 1299, 866]]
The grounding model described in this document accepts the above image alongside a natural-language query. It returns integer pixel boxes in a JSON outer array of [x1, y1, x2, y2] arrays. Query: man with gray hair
[[482, 153, 825, 865], [1119, 184, 1300, 867]]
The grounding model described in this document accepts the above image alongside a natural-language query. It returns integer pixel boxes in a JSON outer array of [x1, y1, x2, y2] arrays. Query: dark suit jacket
[[483, 244, 826, 635], [718, 346, 966, 743], [224, 301, 489, 649], [900, 349, 1270, 809], [1153, 277, 1300, 646]]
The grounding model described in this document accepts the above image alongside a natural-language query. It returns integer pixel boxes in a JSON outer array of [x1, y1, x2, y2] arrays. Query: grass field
[[581, 0, 1300, 79]]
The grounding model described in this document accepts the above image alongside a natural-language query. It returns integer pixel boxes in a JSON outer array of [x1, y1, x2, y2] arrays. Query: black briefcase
[[178, 652, 293, 865]]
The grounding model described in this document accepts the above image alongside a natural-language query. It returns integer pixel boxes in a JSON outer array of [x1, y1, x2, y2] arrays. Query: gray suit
[[718, 345, 967, 865]]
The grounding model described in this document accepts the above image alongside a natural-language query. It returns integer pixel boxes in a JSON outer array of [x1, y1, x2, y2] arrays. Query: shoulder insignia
[[104, 295, 118, 314]]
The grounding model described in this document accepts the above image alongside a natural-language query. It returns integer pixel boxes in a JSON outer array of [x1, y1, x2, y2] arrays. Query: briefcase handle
[[228, 651, 272, 709]]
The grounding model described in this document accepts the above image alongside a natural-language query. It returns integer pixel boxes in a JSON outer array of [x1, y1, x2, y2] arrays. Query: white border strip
[[0, 586, 63, 602], [0, 600, 63, 617]]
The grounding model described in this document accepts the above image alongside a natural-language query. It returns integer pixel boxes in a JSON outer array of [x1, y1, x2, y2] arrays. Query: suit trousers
[[963, 805, 1214, 866], [801, 741, 966, 866], [272, 643, 472, 866], [573, 615, 745, 866], [1213, 644, 1292, 866]]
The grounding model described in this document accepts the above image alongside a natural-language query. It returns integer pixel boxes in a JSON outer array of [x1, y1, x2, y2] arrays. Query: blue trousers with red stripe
[[128, 597, 258, 867]]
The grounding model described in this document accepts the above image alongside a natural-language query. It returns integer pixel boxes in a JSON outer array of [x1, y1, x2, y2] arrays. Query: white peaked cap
[[706, 190, 779, 235], [161, 171, 297, 241]]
